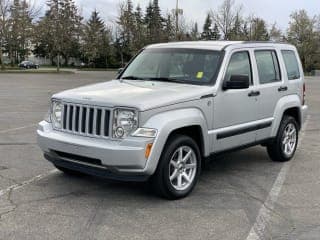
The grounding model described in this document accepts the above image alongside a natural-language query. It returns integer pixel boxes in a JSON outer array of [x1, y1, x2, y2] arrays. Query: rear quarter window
[[281, 50, 301, 80]]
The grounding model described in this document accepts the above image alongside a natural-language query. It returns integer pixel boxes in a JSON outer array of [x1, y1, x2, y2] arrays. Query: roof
[[146, 41, 295, 51]]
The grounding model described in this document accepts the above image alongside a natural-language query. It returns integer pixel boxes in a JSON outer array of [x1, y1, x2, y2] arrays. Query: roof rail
[[241, 40, 287, 44]]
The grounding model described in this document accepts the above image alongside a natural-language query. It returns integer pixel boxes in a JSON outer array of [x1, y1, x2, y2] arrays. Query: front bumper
[[37, 121, 154, 181]]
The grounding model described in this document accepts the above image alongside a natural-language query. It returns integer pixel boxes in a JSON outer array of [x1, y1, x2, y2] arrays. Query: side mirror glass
[[223, 75, 250, 90]]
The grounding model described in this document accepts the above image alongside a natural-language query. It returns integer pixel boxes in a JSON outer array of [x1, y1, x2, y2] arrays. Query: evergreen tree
[[82, 10, 110, 67], [144, 0, 164, 43], [230, 13, 243, 40], [251, 17, 269, 41], [190, 22, 199, 40], [8, 0, 33, 64], [163, 12, 176, 41], [201, 14, 214, 40], [212, 23, 221, 40], [34, 0, 82, 69], [0, 0, 10, 69], [133, 4, 145, 51]]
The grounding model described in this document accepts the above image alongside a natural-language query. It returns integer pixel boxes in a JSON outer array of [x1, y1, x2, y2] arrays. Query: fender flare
[[271, 95, 302, 137], [142, 108, 209, 175]]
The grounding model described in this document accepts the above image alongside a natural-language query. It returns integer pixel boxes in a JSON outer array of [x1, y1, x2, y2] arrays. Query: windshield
[[120, 48, 223, 85]]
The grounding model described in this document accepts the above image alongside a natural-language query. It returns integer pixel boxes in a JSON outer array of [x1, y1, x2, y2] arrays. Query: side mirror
[[223, 75, 250, 90]]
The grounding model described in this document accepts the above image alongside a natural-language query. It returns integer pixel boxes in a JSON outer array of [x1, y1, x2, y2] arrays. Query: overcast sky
[[53, 0, 319, 31]]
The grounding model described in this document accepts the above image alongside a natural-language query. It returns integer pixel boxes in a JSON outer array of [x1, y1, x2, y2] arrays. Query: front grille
[[61, 103, 111, 138]]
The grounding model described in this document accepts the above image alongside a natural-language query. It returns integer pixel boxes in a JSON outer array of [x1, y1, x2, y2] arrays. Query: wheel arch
[[283, 107, 301, 129], [271, 95, 302, 137], [141, 108, 210, 175], [168, 125, 205, 158]]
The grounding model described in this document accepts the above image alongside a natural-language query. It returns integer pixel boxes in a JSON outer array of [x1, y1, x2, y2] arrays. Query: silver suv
[[37, 41, 308, 199]]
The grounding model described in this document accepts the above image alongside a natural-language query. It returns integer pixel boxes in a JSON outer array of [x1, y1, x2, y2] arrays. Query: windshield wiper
[[147, 77, 186, 83], [121, 76, 144, 80]]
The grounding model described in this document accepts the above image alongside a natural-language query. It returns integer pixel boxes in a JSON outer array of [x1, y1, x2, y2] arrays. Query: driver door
[[212, 50, 258, 152]]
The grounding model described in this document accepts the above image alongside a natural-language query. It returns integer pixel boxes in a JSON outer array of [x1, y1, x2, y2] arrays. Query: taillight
[[302, 83, 306, 105]]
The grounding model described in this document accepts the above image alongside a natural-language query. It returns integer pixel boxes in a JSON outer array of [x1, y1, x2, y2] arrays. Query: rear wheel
[[152, 134, 201, 200], [267, 115, 299, 162]]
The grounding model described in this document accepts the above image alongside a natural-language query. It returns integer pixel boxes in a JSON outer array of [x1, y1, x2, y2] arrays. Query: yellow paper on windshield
[[196, 72, 204, 79]]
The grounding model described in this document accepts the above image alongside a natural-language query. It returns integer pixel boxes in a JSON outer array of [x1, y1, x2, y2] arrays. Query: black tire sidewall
[[274, 116, 299, 161], [156, 134, 201, 199]]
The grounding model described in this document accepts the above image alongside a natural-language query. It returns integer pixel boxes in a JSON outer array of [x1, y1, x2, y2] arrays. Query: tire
[[54, 165, 83, 176], [267, 115, 299, 162], [151, 134, 201, 200]]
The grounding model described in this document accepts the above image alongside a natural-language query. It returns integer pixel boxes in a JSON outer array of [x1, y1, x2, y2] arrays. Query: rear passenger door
[[281, 49, 303, 98], [254, 49, 287, 141]]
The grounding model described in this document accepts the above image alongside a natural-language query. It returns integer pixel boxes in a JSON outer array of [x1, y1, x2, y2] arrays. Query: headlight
[[52, 100, 63, 128], [112, 108, 138, 138]]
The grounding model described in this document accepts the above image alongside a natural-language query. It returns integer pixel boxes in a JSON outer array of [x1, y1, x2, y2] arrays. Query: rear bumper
[[37, 121, 155, 180]]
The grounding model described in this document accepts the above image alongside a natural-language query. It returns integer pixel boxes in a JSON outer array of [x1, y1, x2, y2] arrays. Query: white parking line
[[0, 169, 59, 198], [0, 124, 37, 134], [246, 115, 310, 240]]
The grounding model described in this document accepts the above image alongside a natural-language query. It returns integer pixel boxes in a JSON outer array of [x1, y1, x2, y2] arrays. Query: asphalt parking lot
[[0, 72, 319, 240]]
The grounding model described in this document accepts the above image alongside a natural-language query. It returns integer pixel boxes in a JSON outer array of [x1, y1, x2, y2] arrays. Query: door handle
[[278, 86, 288, 92], [248, 91, 260, 97]]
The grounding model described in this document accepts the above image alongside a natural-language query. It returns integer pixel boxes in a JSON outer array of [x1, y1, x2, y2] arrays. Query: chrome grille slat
[[93, 108, 97, 135], [66, 105, 71, 130], [79, 106, 83, 133], [101, 109, 105, 137], [72, 105, 76, 132], [85, 106, 90, 134], [60, 103, 110, 138]]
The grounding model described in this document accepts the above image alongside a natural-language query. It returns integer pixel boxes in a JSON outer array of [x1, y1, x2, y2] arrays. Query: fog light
[[145, 143, 153, 159], [115, 127, 125, 138]]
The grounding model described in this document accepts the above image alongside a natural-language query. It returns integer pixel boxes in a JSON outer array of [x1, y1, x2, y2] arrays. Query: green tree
[[34, 0, 82, 70], [133, 4, 145, 50], [250, 17, 269, 41], [287, 10, 320, 71], [201, 14, 220, 40], [82, 10, 106, 66], [229, 13, 244, 40], [0, 0, 10, 69], [117, 0, 135, 63], [201, 13, 213, 40], [8, 0, 34, 64], [190, 22, 199, 40], [269, 23, 282, 42], [144, 0, 164, 43], [211, 0, 242, 40], [164, 12, 176, 41]]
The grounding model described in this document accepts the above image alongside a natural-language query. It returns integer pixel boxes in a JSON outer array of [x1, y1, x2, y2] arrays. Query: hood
[[53, 80, 212, 111]]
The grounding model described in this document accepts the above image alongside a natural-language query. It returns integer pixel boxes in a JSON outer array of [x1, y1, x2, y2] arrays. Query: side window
[[281, 50, 301, 80], [224, 51, 252, 84], [255, 50, 281, 84]]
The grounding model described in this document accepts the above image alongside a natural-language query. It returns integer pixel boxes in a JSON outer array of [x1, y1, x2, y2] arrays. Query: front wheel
[[267, 115, 299, 162], [151, 134, 201, 200]]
